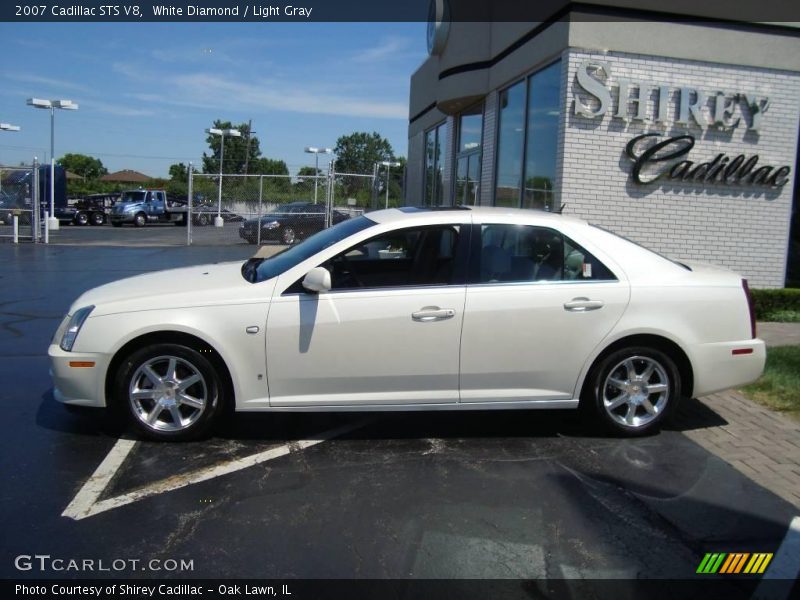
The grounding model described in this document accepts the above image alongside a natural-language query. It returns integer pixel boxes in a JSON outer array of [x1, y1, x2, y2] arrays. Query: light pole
[[27, 98, 78, 231], [0, 124, 21, 197], [379, 161, 401, 209], [206, 127, 241, 227], [304, 147, 332, 204]]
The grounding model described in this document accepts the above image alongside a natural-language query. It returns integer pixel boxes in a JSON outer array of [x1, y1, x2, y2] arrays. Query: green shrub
[[750, 288, 800, 321]]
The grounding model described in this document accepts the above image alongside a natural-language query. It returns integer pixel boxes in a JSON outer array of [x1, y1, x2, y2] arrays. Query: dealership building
[[406, 6, 800, 287]]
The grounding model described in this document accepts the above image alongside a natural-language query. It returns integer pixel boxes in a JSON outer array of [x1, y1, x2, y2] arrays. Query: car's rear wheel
[[134, 212, 146, 227], [90, 212, 105, 226], [75, 212, 89, 226], [113, 343, 224, 441], [196, 213, 209, 226], [281, 226, 296, 245], [586, 346, 680, 436]]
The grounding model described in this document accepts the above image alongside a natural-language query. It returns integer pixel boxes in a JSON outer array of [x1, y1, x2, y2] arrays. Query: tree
[[334, 131, 395, 199], [57, 153, 107, 180], [169, 163, 188, 182], [251, 158, 291, 194], [333, 131, 395, 175], [202, 120, 261, 175]]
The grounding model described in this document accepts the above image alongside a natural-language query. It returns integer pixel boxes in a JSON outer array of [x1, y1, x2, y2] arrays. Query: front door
[[266, 223, 469, 406]]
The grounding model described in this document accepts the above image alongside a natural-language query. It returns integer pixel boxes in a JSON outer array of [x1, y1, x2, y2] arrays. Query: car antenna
[[555, 203, 567, 214]]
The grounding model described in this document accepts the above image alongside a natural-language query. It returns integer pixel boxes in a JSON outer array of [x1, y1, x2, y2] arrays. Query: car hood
[[70, 261, 268, 316], [114, 202, 144, 211]]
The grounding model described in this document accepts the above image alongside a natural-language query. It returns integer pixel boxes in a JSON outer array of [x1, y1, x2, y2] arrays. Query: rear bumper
[[691, 338, 766, 397], [48, 344, 108, 407]]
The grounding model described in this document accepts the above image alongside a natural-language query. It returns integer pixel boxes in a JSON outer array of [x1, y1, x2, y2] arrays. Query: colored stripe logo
[[697, 552, 773, 574]]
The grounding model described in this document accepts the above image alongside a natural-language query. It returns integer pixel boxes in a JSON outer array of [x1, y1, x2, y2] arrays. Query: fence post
[[32, 158, 40, 243], [257, 175, 263, 246], [12, 215, 18, 243], [187, 162, 193, 246]]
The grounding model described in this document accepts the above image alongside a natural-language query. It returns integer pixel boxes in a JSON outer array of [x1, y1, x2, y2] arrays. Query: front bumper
[[691, 338, 767, 397], [48, 344, 109, 407], [110, 213, 134, 223]]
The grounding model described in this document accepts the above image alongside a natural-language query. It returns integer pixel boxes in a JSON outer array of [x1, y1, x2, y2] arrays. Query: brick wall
[[559, 49, 800, 288]]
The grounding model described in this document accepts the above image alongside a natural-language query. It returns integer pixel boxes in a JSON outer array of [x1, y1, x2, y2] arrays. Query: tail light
[[742, 279, 756, 339]]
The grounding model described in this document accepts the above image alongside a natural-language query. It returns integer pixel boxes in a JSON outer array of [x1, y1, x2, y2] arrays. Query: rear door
[[459, 223, 630, 403]]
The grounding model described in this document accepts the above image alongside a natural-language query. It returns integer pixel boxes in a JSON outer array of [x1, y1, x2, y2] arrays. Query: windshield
[[243, 215, 375, 283], [121, 191, 146, 203]]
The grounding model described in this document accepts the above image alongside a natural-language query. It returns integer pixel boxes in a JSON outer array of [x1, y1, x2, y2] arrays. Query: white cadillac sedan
[[49, 207, 765, 441]]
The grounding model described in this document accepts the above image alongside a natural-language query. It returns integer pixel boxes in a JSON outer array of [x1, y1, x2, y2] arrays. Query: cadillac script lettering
[[625, 134, 791, 187]]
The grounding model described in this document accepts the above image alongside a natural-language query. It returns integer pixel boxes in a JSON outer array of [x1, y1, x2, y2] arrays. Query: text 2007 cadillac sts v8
[[49, 207, 765, 441]]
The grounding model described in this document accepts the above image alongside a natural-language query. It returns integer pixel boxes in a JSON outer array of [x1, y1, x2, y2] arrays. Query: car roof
[[367, 206, 587, 226]]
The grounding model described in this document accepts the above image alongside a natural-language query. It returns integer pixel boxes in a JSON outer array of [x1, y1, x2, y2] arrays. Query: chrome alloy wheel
[[128, 355, 208, 432], [602, 356, 670, 429]]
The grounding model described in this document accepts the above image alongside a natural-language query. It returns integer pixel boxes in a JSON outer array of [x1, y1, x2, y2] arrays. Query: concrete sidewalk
[[680, 321, 800, 508]]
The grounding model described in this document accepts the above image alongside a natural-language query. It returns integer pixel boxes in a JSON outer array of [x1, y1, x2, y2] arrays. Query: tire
[[134, 212, 146, 227], [196, 213, 209, 226], [90, 212, 105, 226], [113, 343, 225, 441], [112, 221, 123, 228], [75, 212, 89, 226], [281, 226, 296, 245], [584, 346, 681, 437]]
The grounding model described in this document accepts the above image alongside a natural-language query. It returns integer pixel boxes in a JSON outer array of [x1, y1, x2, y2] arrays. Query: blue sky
[[0, 22, 427, 177]]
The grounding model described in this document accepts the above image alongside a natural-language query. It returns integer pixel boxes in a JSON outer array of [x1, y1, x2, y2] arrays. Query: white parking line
[[62, 419, 369, 521], [62, 438, 138, 520], [761, 515, 800, 580]]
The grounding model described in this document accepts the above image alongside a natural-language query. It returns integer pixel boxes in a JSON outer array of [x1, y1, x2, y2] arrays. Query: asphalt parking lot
[[1, 243, 798, 595]]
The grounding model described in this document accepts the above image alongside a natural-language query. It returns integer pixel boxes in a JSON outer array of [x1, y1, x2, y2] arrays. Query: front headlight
[[59, 305, 95, 352]]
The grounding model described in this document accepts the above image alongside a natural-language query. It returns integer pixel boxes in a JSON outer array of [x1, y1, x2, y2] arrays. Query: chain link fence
[[0, 162, 41, 243], [186, 163, 404, 247]]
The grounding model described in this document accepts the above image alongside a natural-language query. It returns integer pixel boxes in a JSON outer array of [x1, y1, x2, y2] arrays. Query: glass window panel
[[326, 225, 461, 289], [494, 81, 526, 208], [455, 157, 468, 205], [523, 61, 561, 211], [466, 154, 480, 206], [478, 224, 564, 283], [434, 122, 448, 205], [424, 129, 435, 206], [458, 107, 483, 153]]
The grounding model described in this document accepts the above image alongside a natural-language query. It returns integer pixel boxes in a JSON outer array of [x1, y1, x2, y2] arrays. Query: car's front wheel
[[586, 346, 680, 437], [281, 226, 296, 245], [113, 344, 224, 441], [133, 212, 146, 227]]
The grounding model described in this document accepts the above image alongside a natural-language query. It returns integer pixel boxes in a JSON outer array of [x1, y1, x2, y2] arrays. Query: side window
[[477, 224, 615, 283], [324, 225, 461, 290], [563, 236, 616, 281]]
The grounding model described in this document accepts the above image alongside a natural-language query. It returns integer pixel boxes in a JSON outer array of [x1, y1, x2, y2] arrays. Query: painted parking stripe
[[761, 516, 800, 580], [62, 438, 138, 521], [62, 419, 370, 521]]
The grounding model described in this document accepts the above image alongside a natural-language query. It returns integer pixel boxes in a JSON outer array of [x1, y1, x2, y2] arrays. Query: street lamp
[[27, 98, 79, 231], [304, 147, 332, 204], [0, 124, 21, 197], [379, 161, 401, 209], [206, 127, 241, 227]]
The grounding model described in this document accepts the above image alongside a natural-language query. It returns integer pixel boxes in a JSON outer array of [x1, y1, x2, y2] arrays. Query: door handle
[[563, 297, 604, 312], [412, 307, 456, 322]]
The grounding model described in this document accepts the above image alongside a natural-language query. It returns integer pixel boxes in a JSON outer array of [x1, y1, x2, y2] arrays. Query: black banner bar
[[2, 1, 800, 23]]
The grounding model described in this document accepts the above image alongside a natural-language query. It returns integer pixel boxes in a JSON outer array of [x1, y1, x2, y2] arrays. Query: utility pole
[[243, 119, 252, 175]]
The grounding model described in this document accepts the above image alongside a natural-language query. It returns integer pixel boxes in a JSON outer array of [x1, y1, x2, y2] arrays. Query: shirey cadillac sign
[[573, 59, 792, 188]]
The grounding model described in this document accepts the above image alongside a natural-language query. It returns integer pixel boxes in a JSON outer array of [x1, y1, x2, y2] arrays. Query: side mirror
[[302, 266, 331, 293]]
